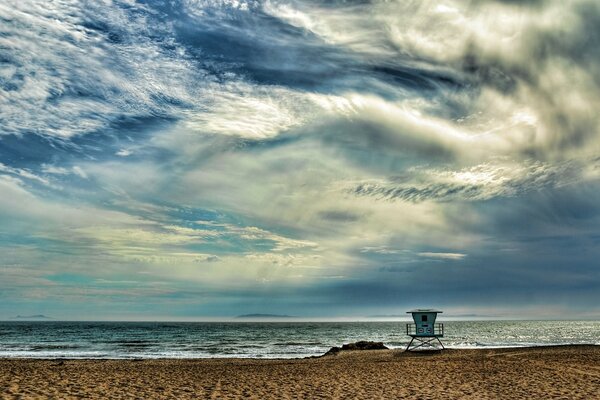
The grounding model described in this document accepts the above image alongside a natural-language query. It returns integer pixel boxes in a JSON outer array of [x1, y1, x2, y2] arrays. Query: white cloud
[[0, 173, 148, 230], [360, 246, 403, 255], [418, 252, 466, 260], [181, 83, 315, 139], [71, 166, 88, 179], [116, 149, 132, 157], [265, 0, 600, 160], [0, 163, 50, 186], [0, 0, 201, 139], [263, 0, 394, 57], [349, 159, 588, 203], [41, 164, 70, 175]]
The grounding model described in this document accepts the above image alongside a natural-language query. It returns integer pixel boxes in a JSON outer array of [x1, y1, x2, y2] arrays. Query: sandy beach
[[1, 345, 599, 399]]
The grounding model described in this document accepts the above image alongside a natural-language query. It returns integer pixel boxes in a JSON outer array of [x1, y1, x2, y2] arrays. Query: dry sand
[[1, 345, 599, 399]]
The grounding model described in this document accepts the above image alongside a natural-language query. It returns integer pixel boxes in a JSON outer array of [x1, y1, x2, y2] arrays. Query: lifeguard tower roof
[[407, 309, 442, 313]]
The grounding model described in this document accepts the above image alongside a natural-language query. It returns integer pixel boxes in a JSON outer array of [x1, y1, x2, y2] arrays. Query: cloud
[[417, 252, 467, 260], [349, 159, 590, 203], [1, 0, 600, 317], [0, 173, 152, 234], [264, 0, 600, 160], [318, 210, 360, 223], [180, 83, 318, 139], [116, 149, 132, 157], [71, 166, 88, 179], [0, 163, 50, 186], [360, 247, 403, 255], [41, 165, 70, 175], [0, 0, 202, 139]]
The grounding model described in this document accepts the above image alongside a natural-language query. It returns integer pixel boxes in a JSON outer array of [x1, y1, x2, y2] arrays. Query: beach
[[1, 345, 598, 399]]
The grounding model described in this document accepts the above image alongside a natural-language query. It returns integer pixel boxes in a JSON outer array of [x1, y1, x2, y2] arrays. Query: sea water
[[0, 320, 598, 359]]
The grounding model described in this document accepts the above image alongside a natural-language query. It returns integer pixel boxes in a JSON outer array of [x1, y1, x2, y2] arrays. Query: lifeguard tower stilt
[[405, 309, 444, 351]]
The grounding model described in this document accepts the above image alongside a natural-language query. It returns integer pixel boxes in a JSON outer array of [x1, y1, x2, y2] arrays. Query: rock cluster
[[323, 341, 388, 356]]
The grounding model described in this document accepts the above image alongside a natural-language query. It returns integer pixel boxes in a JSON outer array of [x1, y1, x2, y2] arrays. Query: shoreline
[[0, 343, 597, 361], [2, 345, 599, 399]]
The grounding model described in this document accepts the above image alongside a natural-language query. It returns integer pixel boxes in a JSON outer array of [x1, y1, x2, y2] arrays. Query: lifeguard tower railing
[[406, 323, 444, 337]]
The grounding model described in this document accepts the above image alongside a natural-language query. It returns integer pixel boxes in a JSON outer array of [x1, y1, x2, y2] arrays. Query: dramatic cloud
[[1, 0, 599, 319], [350, 159, 594, 203]]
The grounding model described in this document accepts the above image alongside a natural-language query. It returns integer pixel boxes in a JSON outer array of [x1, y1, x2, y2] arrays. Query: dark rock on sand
[[324, 341, 388, 356]]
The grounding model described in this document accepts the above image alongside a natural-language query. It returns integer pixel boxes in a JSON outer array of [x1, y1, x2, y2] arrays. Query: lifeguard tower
[[405, 309, 444, 351]]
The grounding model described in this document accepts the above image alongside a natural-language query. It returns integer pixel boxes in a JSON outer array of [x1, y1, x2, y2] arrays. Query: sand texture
[[1, 345, 599, 399]]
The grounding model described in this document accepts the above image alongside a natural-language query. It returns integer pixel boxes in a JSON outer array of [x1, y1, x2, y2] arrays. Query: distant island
[[11, 315, 52, 320], [235, 314, 295, 319]]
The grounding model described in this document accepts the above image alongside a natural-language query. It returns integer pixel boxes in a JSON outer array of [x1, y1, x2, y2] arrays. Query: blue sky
[[1, 0, 599, 320]]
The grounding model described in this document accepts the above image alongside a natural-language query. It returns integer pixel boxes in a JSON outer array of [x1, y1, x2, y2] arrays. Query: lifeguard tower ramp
[[405, 309, 444, 351]]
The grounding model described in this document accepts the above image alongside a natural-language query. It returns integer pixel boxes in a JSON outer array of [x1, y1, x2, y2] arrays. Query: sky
[[1, 0, 599, 320]]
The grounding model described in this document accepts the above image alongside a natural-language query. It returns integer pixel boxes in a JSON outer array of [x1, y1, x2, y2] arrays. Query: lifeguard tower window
[[421, 315, 428, 322]]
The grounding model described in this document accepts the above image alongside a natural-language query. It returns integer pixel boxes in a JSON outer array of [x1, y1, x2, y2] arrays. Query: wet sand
[[1, 345, 599, 399]]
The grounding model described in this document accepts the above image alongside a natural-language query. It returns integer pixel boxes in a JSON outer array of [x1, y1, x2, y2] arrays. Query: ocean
[[1, 320, 599, 359]]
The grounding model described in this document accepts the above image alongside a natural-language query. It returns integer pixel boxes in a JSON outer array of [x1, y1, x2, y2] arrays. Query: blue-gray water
[[1, 321, 599, 359]]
